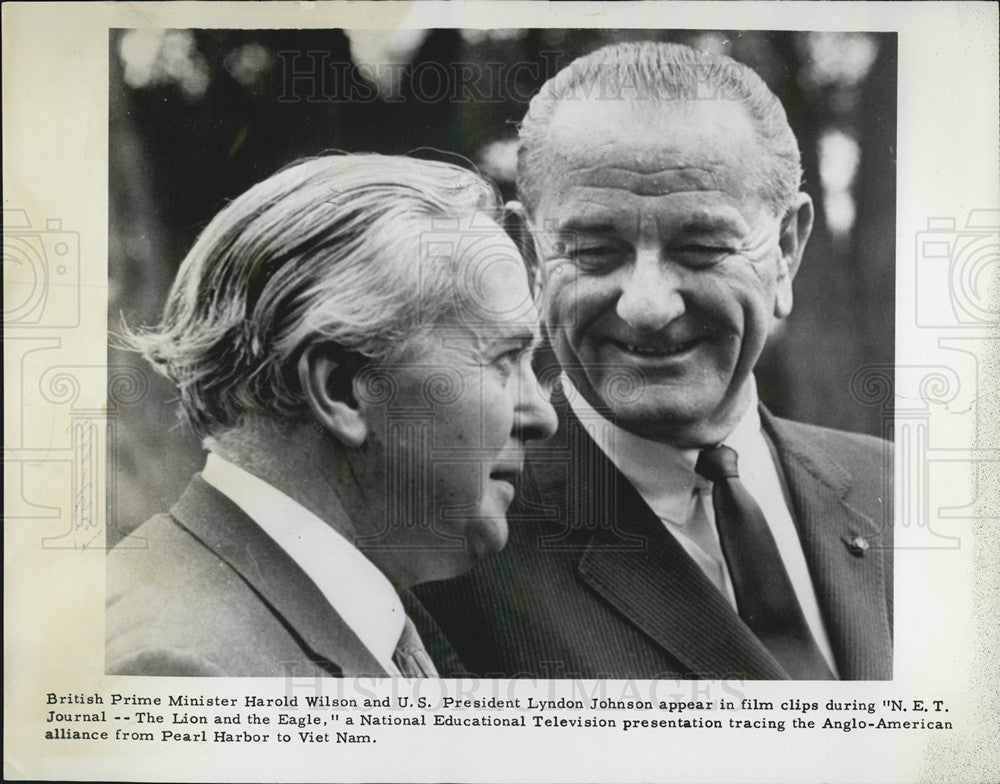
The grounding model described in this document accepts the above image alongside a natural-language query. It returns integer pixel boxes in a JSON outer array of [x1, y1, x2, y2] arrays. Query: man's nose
[[513, 367, 558, 442], [615, 249, 686, 331]]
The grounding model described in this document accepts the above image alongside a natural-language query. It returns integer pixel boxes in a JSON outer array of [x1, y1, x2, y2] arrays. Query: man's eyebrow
[[668, 207, 749, 235], [676, 217, 742, 233], [558, 218, 619, 234], [490, 328, 541, 351]]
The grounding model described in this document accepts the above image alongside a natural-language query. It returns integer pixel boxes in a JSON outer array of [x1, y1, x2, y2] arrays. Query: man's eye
[[673, 246, 733, 265], [572, 245, 625, 271], [677, 245, 731, 253], [493, 349, 524, 376]]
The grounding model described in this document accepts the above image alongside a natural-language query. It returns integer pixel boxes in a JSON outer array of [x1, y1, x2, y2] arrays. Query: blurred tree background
[[108, 28, 896, 543]]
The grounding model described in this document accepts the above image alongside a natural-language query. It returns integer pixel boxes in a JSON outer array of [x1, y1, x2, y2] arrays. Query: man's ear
[[505, 199, 546, 298], [775, 191, 814, 319], [297, 344, 369, 448]]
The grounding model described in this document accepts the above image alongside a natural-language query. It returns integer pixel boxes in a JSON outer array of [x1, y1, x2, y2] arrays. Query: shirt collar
[[561, 374, 761, 525], [201, 453, 405, 674], [722, 383, 764, 463]]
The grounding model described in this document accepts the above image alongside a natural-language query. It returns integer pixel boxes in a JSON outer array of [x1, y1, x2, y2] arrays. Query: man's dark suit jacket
[[107, 475, 460, 677], [415, 398, 893, 680]]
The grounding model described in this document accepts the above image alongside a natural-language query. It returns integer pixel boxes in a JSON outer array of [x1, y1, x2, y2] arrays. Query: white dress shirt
[[202, 453, 404, 675], [563, 375, 838, 674]]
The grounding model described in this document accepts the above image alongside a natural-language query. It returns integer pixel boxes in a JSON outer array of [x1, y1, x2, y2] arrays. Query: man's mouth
[[489, 467, 521, 485], [605, 337, 704, 358]]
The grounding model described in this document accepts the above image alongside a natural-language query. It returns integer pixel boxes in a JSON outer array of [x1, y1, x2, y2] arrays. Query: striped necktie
[[393, 616, 439, 678]]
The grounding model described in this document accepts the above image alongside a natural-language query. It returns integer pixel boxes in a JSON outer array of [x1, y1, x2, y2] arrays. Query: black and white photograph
[[3, 3, 998, 783], [108, 28, 895, 681]]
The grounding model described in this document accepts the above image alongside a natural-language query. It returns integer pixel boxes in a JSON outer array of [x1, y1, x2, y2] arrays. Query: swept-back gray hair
[[126, 154, 501, 437], [517, 41, 802, 216]]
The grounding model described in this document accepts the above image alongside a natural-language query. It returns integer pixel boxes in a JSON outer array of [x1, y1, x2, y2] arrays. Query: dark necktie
[[695, 445, 835, 680]]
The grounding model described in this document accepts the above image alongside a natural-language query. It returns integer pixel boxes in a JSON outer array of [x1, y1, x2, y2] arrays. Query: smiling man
[[415, 42, 893, 681], [106, 155, 557, 677]]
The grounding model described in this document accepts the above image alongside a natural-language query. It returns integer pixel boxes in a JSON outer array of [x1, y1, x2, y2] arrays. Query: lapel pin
[[844, 535, 870, 557]]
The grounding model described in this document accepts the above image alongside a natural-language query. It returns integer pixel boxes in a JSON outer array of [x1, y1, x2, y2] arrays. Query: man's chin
[[606, 397, 727, 444], [468, 517, 509, 562]]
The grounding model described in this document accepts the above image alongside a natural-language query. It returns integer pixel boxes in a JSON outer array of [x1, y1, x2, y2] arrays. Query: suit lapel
[[548, 405, 789, 679], [762, 411, 893, 679], [171, 476, 387, 676]]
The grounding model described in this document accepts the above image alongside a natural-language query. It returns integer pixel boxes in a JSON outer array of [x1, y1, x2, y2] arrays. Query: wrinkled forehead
[[535, 96, 769, 216]]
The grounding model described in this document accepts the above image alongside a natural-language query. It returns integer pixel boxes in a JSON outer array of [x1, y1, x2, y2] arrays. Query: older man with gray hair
[[107, 154, 557, 677], [416, 41, 893, 681]]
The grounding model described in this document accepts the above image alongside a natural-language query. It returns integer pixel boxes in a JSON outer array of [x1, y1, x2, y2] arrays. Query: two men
[[110, 39, 893, 682], [106, 155, 557, 676], [416, 41, 893, 680]]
